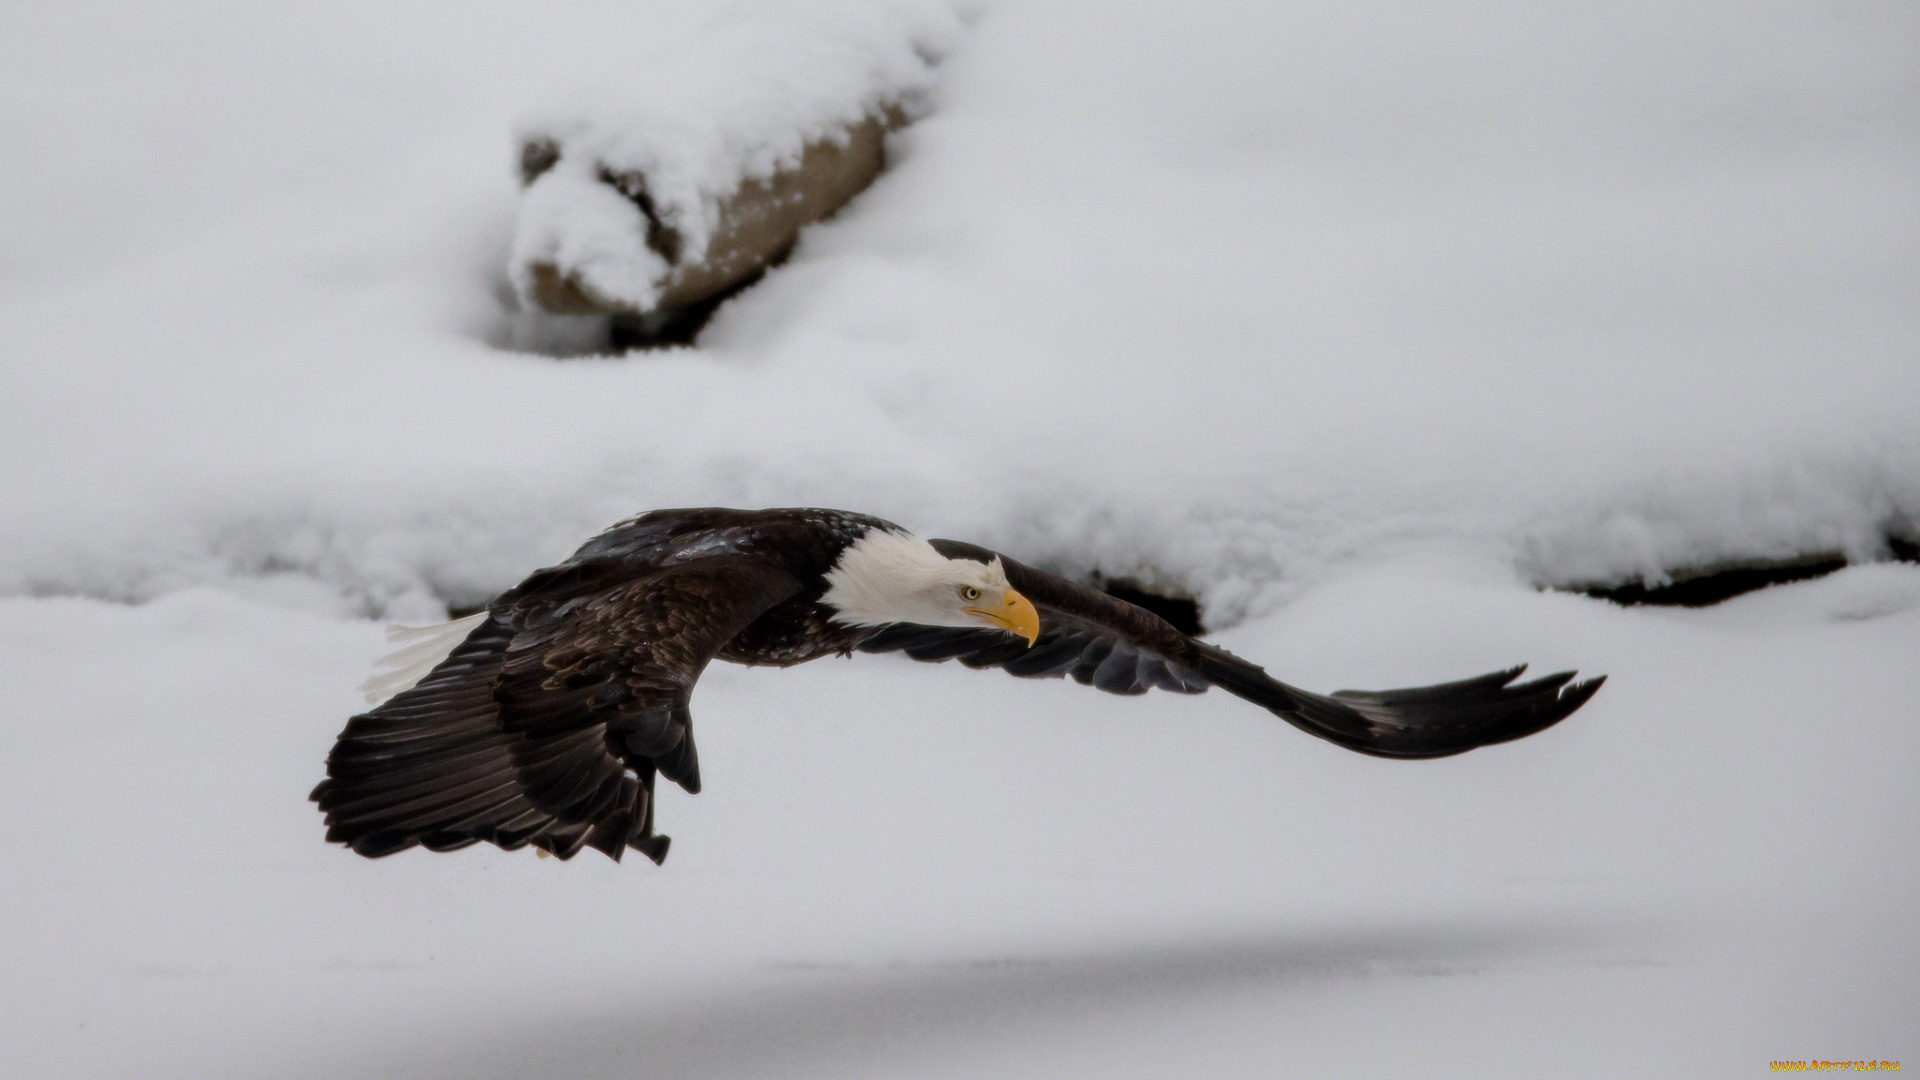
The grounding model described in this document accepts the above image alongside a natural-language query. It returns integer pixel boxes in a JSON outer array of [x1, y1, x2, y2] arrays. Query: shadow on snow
[[336, 914, 1621, 1080]]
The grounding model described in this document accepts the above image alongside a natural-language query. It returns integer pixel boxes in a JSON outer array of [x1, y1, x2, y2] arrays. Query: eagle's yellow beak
[[967, 588, 1041, 647]]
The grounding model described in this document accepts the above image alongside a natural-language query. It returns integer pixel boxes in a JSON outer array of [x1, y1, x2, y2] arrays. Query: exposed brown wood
[[521, 110, 900, 323]]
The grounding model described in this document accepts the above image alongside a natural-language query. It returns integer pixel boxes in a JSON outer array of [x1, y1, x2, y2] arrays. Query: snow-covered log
[[507, 0, 963, 332]]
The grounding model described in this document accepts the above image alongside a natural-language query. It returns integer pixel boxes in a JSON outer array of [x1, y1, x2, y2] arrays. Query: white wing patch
[[359, 612, 491, 704]]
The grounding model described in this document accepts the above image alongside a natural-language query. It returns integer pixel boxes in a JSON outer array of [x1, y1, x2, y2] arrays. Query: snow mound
[[0, 1, 1916, 628]]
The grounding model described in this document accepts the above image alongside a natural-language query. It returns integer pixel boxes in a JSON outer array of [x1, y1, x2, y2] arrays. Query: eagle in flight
[[313, 507, 1602, 864]]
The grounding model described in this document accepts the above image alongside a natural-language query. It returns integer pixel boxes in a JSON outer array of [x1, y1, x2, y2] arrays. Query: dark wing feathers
[[866, 540, 1601, 760], [318, 510, 1603, 866], [1190, 646, 1604, 759], [314, 554, 800, 862]]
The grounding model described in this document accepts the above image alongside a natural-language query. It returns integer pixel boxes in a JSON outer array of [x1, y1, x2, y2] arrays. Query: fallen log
[[519, 110, 898, 328]]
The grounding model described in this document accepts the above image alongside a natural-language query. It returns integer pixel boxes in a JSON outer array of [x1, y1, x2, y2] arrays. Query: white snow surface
[[3, 575, 1916, 1077], [1, 0, 1917, 1075]]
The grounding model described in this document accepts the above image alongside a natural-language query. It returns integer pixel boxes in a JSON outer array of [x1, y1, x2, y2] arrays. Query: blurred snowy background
[[1, 1, 1915, 1076]]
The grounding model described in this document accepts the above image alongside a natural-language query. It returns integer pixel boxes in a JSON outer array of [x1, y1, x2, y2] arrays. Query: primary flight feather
[[313, 507, 1603, 863]]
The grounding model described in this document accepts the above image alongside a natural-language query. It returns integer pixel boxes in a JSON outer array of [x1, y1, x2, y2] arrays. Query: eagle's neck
[[820, 529, 959, 628]]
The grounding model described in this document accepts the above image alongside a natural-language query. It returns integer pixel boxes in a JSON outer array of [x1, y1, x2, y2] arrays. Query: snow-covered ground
[[1, 1, 1915, 1076]]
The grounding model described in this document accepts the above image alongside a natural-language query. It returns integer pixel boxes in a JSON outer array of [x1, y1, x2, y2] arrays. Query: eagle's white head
[[821, 530, 1041, 643]]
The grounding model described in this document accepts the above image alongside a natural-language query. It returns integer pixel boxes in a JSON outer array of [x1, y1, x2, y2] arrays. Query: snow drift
[[0, 0, 1915, 625]]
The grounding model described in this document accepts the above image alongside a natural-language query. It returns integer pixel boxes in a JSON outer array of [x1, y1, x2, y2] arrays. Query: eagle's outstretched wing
[[313, 556, 800, 861], [858, 541, 1602, 759]]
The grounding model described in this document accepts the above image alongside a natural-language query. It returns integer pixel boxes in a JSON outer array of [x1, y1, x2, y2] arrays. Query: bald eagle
[[313, 507, 1602, 863]]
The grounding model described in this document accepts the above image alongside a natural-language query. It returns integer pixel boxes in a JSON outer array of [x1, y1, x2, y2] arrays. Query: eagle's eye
[[961, 586, 982, 602]]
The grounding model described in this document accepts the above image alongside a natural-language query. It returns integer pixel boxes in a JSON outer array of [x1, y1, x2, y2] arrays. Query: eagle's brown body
[[314, 507, 1602, 863]]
